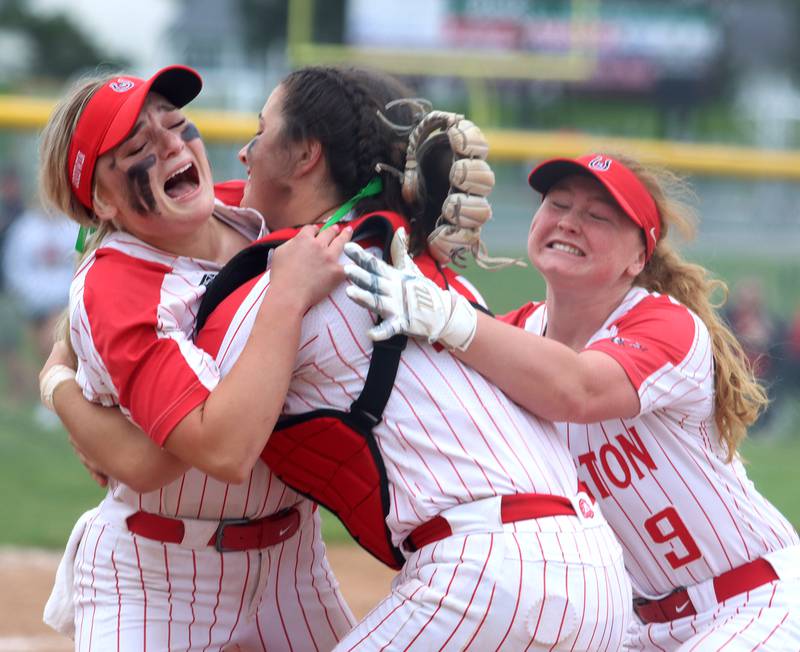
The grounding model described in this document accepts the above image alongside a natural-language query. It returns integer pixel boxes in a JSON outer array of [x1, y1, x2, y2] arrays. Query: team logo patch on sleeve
[[611, 336, 645, 351]]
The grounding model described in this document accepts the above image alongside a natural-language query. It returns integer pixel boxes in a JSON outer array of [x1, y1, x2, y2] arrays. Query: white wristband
[[439, 291, 478, 352], [40, 364, 77, 412]]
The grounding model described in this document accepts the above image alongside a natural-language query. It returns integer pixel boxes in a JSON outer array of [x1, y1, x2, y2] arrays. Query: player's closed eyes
[[548, 196, 571, 210], [126, 142, 146, 157]]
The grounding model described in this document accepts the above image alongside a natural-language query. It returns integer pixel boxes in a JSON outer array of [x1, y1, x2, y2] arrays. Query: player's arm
[[344, 233, 639, 423], [40, 338, 188, 490], [456, 311, 640, 423], [162, 225, 350, 484], [51, 379, 189, 492]]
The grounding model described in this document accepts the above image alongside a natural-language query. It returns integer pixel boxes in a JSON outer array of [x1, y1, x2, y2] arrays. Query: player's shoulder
[[88, 240, 174, 285], [617, 290, 696, 330], [80, 240, 176, 323], [612, 289, 705, 361], [499, 301, 546, 329]]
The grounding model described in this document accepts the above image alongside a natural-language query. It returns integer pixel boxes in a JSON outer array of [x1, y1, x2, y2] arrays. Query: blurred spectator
[[779, 306, 800, 401], [724, 278, 784, 432], [1, 202, 77, 424], [0, 167, 26, 291]]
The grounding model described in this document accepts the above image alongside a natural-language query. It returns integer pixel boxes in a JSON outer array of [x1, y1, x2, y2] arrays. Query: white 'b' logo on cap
[[588, 155, 612, 172], [109, 79, 134, 93]]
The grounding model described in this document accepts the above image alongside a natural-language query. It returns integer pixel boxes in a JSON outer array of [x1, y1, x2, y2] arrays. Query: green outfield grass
[[740, 431, 800, 528], [0, 404, 105, 548]]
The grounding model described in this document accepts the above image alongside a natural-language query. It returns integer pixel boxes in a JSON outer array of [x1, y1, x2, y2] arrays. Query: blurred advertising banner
[[346, 0, 722, 89]]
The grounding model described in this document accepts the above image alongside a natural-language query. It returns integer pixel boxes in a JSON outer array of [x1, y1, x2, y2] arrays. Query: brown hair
[[279, 66, 415, 217], [278, 66, 466, 255], [620, 154, 768, 460]]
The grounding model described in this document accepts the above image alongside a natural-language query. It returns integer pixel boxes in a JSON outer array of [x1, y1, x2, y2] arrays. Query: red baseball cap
[[67, 65, 203, 210], [528, 153, 661, 260]]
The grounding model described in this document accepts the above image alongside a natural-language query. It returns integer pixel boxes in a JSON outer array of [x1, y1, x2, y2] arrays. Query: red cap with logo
[[528, 153, 661, 260], [67, 65, 203, 210]]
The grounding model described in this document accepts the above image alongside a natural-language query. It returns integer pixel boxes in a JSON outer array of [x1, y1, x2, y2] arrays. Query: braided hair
[[279, 66, 416, 217]]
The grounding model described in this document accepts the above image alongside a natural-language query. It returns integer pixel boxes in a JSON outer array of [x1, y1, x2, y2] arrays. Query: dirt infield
[[0, 545, 394, 651]]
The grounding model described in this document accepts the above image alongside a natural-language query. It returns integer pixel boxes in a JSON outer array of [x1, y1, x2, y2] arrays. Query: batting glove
[[343, 228, 477, 351]]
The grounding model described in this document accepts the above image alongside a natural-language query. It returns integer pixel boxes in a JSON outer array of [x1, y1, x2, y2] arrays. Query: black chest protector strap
[[349, 333, 406, 430], [195, 213, 410, 569]]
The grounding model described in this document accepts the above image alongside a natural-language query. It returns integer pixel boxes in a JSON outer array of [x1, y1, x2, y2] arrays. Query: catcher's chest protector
[[196, 211, 479, 569]]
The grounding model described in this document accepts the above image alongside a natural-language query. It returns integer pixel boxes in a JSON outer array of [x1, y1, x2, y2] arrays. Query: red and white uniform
[[204, 242, 633, 651], [63, 203, 354, 651], [503, 285, 800, 651]]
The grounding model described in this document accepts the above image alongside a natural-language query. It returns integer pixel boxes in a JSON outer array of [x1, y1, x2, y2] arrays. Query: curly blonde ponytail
[[621, 156, 768, 460]]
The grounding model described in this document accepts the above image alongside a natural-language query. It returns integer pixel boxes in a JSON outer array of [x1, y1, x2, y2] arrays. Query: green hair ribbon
[[75, 226, 97, 253], [319, 177, 383, 232]]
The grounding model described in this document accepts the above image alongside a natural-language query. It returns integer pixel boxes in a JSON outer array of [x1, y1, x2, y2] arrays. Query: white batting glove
[[343, 228, 477, 351]]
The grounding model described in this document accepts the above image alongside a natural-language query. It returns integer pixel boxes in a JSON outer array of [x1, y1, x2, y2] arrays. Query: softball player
[[205, 259, 633, 651], [343, 153, 800, 650], [38, 66, 354, 650], [183, 69, 634, 651]]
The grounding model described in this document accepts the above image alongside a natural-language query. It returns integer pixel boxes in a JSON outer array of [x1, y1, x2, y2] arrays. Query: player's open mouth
[[548, 241, 584, 256], [164, 162, 200, 199]]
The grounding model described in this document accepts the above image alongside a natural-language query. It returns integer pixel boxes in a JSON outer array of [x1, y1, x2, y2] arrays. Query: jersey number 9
[[644, 507, 702, 569]]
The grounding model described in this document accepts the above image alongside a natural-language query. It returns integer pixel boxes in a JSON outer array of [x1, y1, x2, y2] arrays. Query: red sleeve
[[214, 180, 246, 207], [499, 302, 543, 328], [587, 296, 696, 391], [84, 252, 213, 444]]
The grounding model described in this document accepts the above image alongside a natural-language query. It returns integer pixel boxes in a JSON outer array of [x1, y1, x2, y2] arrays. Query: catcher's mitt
[[378, 104, 522, 269]]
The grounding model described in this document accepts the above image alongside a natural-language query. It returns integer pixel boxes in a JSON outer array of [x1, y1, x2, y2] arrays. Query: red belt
[[126, 507, 300, 553], [403, 492, 579, 553], [634, 557, 780, 624]]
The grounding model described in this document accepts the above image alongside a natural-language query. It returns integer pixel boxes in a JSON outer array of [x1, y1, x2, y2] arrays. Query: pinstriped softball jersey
[[502, 285, 800, 650], [203, 252, 633, 650], [211, 263, 578, 536], [65, 203, 355, 651], [69, 204, 306, 521]]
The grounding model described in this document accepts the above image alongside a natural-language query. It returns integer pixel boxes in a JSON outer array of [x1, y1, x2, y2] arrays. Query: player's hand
[[270, 224, 353, 310], [68, 435, 109, 488], [343, 228, 477, 351]]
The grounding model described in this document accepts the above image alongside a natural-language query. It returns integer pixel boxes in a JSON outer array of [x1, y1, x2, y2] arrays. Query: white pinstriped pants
[[71, 498, 355, 651], [626, 546, 800, 652], [335, 496, 632, 651]]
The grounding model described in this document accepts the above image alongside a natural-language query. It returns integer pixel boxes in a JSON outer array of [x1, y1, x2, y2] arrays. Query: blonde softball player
[[343, 153, 800, 650], [38, 66, 355, 650]]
